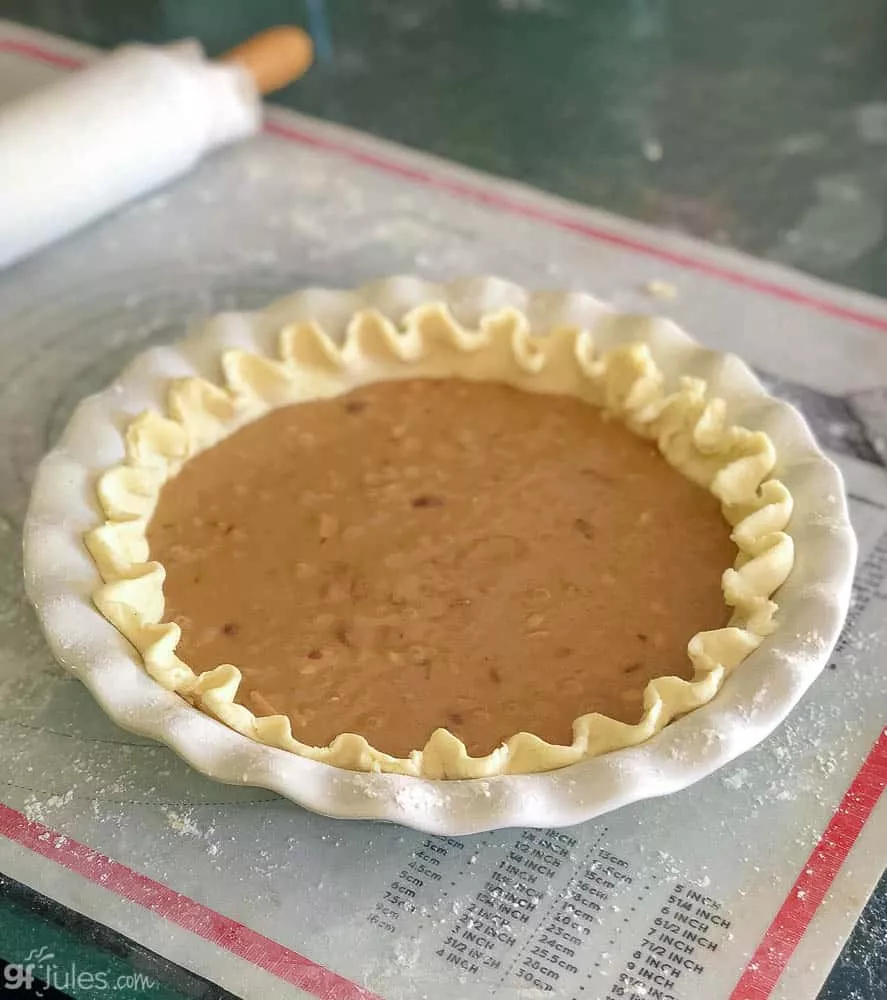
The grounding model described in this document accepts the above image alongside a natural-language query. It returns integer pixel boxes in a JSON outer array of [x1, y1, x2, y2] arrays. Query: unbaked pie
[[85, 303, 794, 778]]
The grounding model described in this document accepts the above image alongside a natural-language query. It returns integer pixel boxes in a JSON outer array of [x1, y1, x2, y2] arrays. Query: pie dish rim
[[23, 276, 856, 832]]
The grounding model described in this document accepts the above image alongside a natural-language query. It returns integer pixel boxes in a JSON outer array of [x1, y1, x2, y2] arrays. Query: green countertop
[[8, 0, 887, 297]]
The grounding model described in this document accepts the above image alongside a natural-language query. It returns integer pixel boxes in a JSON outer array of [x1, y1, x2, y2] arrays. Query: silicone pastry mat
[[1, 20, 885, 1000]]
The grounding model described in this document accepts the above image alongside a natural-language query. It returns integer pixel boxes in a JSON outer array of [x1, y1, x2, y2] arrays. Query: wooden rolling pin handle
[[221, 26, 313, 96]]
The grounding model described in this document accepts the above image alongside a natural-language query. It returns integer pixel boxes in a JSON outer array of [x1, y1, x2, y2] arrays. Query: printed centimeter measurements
[[367, 834, 465, 933], [835, 525, 887, 657], [443, 828, 584, 980], [507, 839, 631, 994], [604, 882, 731, 1000], [426, 825, 632, 992]]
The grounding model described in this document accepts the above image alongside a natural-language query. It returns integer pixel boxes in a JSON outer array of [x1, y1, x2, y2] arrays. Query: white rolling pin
[[0, 27, 313, 270]]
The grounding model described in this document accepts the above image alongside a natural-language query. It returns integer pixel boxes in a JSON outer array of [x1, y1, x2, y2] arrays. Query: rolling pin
[[0, 26, 313, 270]]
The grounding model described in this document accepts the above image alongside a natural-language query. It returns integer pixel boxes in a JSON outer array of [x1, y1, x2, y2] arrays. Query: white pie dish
[[23, 276, 856, 833]]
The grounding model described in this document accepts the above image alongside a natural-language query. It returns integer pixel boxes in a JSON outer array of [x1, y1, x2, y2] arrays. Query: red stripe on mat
[[264, 121, 887, 336], [0, 803, 382, 1000], [730, 727, 887, 999], [3, 35, 887, 335], [0, 37, 81, 69]]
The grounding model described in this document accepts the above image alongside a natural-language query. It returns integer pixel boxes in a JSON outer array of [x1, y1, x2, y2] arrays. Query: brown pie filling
[[147, 378, 735, 758]]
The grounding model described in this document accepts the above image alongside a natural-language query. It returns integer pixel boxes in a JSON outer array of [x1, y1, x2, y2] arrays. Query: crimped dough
[[85, 304, 795, 778]]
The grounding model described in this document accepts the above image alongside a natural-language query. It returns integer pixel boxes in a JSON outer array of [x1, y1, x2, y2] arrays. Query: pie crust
[[84, 303, 795, 778]]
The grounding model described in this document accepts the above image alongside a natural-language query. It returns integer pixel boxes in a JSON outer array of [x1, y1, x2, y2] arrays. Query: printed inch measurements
[[606, 882, 732, 1000]]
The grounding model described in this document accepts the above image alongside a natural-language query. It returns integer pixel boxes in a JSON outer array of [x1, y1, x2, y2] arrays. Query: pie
[[85, 303, 794, 778]]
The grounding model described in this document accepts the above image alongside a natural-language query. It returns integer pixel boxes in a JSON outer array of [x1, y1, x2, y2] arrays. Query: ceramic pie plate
[[23, 277, 856, 834]]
